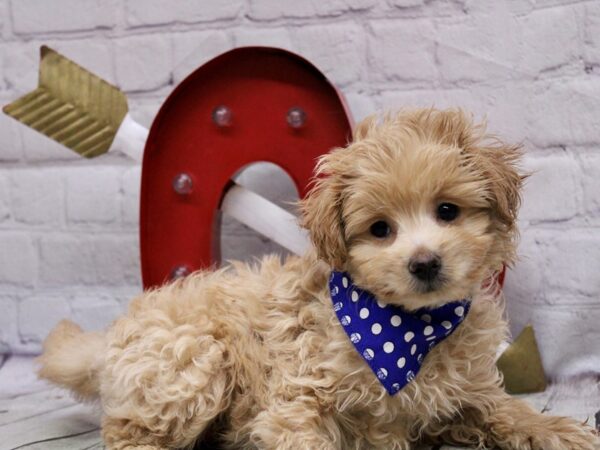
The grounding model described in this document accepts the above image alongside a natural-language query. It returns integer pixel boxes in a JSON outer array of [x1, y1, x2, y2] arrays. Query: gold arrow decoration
[[3, 46, 128, 158], [497, 324, 547, 394]]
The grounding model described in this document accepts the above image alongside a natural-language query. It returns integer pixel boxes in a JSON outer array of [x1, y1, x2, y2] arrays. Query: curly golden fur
[[38, 109, 599, 450]]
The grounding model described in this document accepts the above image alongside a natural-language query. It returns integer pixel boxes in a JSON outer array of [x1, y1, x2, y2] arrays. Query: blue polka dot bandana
[[329, 271, 470, 395]]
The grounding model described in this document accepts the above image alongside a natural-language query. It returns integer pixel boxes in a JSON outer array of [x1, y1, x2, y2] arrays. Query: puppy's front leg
[[424, 387, 598, 450], [249, 398, 342, 450], [484, 393, 599, 450]]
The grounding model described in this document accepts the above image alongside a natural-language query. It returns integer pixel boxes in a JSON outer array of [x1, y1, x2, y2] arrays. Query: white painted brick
[[0, 296, 18, 352], [232, 27, 293, 50], [91, 235, 141, 286], [114, 35, 172, 92], [3, 41, 39, 93], [172, 30, 231, 84], [11, 0, 117, 34], [20, 126, 80, 161], [504, 230, 546, 308], [9, 167, 63, 225], [39, 235, 96, 286], [435, 13, 520, 84], [520, 154, 580, 223], [125, 0, 243, 27], [389, 0, 424, 7], [128, 97, 163, 129], [18, 295, 71, 344], [344, 91, 377, 123], [290, 22, 367, 87], [579, 152, 600, 216], [121, 166, 141, 225], [542, 230, 600, 298], [39, 234, 140, 286], [585, 2, 600, 64], [0, 45, 5, 91], [0, 171, 9, 223], [0, 233, 37, 286], [379, 87, 483, 117], [65, 166, 120, 224], [0, 106, 23, 161], [516, 5, 583, 76], [0, 2, 5, 36], [368, 19, 437, 83], [247, 0, 376, 20], [378, 84, 529, 154], [526, 78, 600, 148], [436, 5, 582, 81], [71, 294, 124, 331]]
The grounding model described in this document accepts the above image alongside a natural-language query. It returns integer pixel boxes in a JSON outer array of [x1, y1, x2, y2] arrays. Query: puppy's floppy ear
[[473, 141, 525, 232], [300, 151, 347, 269], [463, 137, 527, 265]]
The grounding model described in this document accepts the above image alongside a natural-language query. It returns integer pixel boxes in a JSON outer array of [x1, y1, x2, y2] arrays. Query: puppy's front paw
[[489, 415, 599, 450]]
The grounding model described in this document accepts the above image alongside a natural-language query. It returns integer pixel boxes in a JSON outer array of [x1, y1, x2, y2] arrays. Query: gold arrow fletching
[[3, 46, 128, 158], [497, 324, 547, 394]]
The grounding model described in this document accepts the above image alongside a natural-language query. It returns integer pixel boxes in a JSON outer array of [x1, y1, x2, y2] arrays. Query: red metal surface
[[140, 47, 353, 289]]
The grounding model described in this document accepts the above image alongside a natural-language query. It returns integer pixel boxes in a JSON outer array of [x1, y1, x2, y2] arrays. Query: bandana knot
[[329, 271, 470, 395]]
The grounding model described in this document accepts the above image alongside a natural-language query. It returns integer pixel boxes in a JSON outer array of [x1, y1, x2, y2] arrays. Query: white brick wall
[[0, 0, 599, 379]]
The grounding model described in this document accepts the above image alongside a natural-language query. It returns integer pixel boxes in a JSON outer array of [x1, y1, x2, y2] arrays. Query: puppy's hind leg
[[102, 318, 234, 450]]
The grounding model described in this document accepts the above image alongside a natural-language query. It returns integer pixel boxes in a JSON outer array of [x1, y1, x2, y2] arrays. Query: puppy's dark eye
[[370, 220, 391, 238], [437, 203, 460, 222]]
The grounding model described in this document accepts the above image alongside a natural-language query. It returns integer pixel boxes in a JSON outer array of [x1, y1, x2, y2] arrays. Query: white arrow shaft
[[220, 184, 310, 256], [113, 113, 149, 162]]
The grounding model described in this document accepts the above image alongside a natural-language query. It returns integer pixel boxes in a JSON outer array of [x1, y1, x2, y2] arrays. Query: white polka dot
[[333, 302, 343, 311], [455, 306, 465, 317], [351, 291, 359, 302], [426, 335, 436, 341], [423, 325, 434, 336], [376, 299, 387, 308], [383, 342, 394, 353], [342, 277, 348, 288], [417, 354, 423, 364], [363, 348, 375, 360], [359, 307, 370, 319], [442, 320, 452, 329], [377, 368, 388, 380], [371, 323, 382, 335], [397, 357, 406, 368], [341, 315, 351, 326], [391, 383, 401, 393], [391, 315, 402, 327], [421, 314, 431, 323], [406, 370, 415, 382], [350, 332, 361, 343], [331, 286, 339, 296], [411, 344, 417, 355], [404, 331, 415, 342]]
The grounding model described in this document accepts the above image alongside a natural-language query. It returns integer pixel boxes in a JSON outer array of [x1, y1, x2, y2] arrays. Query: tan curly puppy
[[38, 109, 599, 450]]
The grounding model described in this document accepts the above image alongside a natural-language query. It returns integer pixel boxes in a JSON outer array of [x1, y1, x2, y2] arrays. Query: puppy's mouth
[[412, 274, 448, 294]]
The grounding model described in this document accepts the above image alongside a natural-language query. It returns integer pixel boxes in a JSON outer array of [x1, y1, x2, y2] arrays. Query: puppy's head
[[301, 109, 525, 310]]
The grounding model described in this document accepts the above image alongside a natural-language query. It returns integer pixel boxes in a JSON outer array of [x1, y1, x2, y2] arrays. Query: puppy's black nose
[[408, 252, 442, 282]]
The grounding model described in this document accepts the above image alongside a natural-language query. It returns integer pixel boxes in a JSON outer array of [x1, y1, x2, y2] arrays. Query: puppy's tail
[[37, 319, 105, 402]]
